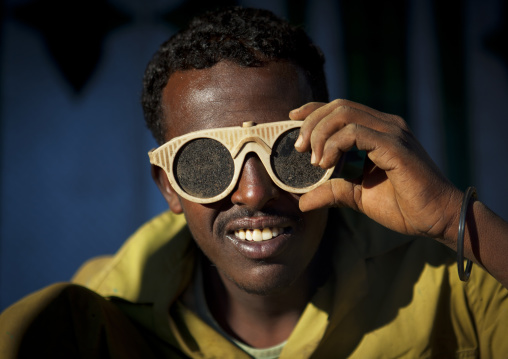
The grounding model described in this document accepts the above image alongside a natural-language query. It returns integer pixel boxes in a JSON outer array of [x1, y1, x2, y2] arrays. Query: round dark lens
[[271, 128, 327, 188], [174, 138, 234, 198]]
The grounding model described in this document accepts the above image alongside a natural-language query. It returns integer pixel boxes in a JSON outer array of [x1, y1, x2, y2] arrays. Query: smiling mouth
[[234, 227, 289, 241]]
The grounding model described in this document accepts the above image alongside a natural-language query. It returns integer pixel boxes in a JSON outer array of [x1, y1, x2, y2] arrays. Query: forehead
[[161, 61, 313, 141]]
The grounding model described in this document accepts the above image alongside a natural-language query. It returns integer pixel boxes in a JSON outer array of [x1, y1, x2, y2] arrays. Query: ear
[[151, 164, 183, 214]]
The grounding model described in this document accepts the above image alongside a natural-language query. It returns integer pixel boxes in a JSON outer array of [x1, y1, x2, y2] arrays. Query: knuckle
[[332, 104, 349, 114], [330, 104, 355, 123], [330, 98, 349, 107], [328, 106, 349, 125], [343, 122, 359, 134], [330, 99, 342, 107], [392, 114, 409, 129]]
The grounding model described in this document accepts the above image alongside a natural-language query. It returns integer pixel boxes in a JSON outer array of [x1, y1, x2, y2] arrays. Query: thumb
[[299, 179, 361, 212]]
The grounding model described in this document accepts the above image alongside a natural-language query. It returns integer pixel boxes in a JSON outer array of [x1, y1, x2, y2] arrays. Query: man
[[1, 6, 508, 358]]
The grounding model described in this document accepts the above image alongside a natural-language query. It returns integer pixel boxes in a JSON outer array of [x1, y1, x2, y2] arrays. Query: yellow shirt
[[2, 209, 508, 358]]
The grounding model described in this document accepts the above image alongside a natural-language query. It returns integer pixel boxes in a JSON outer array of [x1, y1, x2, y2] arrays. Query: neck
[[203, 258, 314, 348]]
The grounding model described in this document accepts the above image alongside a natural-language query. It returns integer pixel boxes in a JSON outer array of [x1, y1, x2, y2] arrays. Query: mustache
[[215, 207, 302, 235]]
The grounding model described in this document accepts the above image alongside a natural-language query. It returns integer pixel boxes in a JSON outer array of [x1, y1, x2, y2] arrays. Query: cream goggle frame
[[148, 120, 335, 204]]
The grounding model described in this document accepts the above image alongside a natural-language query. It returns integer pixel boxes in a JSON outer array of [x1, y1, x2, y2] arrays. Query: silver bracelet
[[457, 186, 477, 281]]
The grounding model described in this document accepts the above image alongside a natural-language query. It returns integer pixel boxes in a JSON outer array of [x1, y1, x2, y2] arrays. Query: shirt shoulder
[[0, 283, 168, 358]]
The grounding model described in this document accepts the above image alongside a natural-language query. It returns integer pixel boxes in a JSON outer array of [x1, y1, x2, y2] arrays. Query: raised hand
[[290, 99, 463, 240]]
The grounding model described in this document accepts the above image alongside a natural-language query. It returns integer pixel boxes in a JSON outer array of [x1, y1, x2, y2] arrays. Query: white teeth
[[234, 227, 285, 241], [253, 229, 262, 241]]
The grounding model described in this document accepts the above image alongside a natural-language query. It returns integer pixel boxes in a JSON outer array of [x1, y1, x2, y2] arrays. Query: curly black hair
[[141, 6, 329, 145]]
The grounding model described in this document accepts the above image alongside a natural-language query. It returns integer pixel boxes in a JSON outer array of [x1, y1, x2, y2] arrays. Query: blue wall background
[[2, 0, 508, 310]]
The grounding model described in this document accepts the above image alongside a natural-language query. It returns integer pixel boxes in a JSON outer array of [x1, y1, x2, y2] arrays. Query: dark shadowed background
[[1, 0, 507, 310]]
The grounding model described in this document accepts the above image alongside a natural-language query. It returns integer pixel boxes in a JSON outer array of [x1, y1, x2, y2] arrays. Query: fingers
[[311, 109, 391, 167], [291, 99, 408, 128], [320, 123, 409, 173], [299, 178, 361, 212], [289, 102, 327, 121], [292, 99, 459, 240], [290, 102, 337, 153], [291, 99, 412, 170]]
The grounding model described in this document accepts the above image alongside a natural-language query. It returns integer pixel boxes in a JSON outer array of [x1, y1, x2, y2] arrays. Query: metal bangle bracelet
[[457, 186, 477, 282]]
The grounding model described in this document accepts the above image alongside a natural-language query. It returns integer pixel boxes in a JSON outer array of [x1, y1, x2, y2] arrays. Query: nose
[[230, 154, 280, 210]]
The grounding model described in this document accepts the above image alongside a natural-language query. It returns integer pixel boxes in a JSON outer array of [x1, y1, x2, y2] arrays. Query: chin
[[224, 262, 307, 296]]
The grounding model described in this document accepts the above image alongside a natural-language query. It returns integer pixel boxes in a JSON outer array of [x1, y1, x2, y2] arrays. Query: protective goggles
[[148, 120, 335, 204]]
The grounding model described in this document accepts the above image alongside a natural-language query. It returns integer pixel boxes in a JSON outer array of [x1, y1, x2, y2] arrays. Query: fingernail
[[311, 152, 317, 165], [295, 134, 303, 148]]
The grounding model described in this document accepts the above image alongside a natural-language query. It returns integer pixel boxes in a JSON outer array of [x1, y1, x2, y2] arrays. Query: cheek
[[181, 203, 212, 236], [180, 200, 222, 254]]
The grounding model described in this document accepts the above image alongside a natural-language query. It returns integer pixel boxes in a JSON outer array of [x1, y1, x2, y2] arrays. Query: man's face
[[160, 61, 329, 295]]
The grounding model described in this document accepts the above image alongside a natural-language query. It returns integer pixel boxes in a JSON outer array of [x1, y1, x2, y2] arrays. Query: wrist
[[440, 187, 465, 244]]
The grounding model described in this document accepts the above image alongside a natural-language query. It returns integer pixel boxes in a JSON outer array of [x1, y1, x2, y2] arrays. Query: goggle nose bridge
[[230, 136, 272, 158]]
